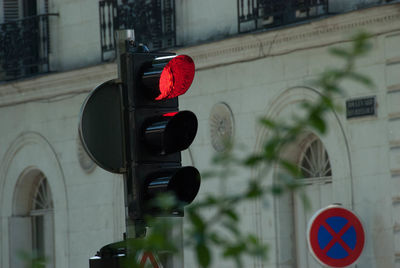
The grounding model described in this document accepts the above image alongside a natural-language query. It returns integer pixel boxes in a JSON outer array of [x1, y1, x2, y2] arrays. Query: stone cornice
[[177, 3, 400, 70], [1, 3, 400, 106], [0, 63, 117, 107]]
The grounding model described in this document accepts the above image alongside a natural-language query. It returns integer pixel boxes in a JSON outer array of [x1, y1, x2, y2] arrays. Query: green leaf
[[223, 243, 246, 257], [201, 170, 217, 179], [189, 211, 206, 231], [352, 32, 372, 55], [196, 243, 211, 267], [309, 112, 326, 133], [209, 233, 224, 244], [247, 234, 258, 244], [270, 184, 283, 195], [246, 181, 263, 198], [300, 192, 311, 210], [279, 160, 301, 177], [223, 220, 240, 235], [277, 172, 301, 190], [259, 118, 276, 128], [203, 195, 218, 205], [263, 140, 279, 160], [347, 72, 374, 88], [324, 84, 342, 93], [223, 208, 239, 222], [321, 95, 335, 109], [244, 155, 264, 166], [329, 47, 351, 59]]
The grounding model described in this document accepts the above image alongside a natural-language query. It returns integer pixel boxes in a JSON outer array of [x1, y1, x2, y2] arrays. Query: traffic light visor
[[157, 55, 195, 100]]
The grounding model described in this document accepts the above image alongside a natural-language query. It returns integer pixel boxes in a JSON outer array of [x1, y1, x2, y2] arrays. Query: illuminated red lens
[[157, 55, 195, 100]]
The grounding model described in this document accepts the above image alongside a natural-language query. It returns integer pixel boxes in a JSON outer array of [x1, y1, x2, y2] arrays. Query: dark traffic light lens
[[164, 111, 198, 153], [168, 167, 200, 204], [144, 111, 198, 155], [157, 55, 195, 100], [146, 166, 201, 205]]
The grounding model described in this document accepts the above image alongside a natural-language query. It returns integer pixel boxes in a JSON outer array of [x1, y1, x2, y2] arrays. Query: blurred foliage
[[123, 32, 374, 268], [18, 250, 46, 268], [20, 32, 373, 268]]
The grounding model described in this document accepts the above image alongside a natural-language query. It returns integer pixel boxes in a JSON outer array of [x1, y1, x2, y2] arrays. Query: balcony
[[99, 0, 176, 62], [0, 13, 58, 81], [238, 0, 328, 33]]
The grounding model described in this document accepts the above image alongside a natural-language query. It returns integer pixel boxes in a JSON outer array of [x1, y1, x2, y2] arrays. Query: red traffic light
[[142, 55, 195, 101], [157, 55, 195, 100]]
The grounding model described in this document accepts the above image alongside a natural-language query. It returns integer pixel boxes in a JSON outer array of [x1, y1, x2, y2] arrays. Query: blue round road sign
[[307, 205, 365, 267]]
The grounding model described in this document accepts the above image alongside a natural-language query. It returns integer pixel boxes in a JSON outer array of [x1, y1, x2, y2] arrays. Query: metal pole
[[115, 28, 146, 249], [115, 29, 135, 80], [89, 29, 144, 268], [114, 30, 178, 268]]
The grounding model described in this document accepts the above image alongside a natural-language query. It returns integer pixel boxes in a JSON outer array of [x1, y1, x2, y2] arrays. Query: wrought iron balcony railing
[[238, 0, 328, 33], [0, 13, 58, 81], [99, 0, 176, 62]]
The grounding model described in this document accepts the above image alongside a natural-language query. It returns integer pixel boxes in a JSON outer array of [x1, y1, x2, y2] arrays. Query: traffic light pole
[[115, 29, 146, 240]]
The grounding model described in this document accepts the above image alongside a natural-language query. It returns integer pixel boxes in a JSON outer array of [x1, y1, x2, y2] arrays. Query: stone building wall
[[177, 3, 400, 267], [0, 1, 399, 267]]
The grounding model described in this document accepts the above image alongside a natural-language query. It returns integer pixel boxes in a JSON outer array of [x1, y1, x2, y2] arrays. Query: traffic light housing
[[120, 50, 200, 220]]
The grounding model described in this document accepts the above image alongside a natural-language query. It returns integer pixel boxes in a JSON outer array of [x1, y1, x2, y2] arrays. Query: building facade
[[0, 0, 400, 267]]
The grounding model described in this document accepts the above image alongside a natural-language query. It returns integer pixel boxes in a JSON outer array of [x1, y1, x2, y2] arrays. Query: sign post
[[307, 205, 365, 267]]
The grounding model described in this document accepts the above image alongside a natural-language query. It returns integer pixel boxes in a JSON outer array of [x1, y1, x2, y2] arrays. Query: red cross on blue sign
[[307, 205, 365, 267]]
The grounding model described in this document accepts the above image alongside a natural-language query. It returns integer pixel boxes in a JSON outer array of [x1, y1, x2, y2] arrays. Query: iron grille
[[0, 13, 58, 81], [99, 0, 176, 62], [238, 0, 328, 33]]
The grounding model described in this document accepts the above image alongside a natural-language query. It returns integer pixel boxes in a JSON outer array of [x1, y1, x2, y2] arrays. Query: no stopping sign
[[307, 205, 365, 267]]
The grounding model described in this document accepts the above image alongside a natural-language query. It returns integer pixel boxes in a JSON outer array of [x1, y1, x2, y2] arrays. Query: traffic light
[[120, 49, 200, 220]]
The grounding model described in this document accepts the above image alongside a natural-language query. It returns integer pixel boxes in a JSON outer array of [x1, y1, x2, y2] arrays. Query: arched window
[[10, 170, 55, 268], [293, 135, 332, 267], [299, 138, 332, 182], [31, 177, 54, 264]]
